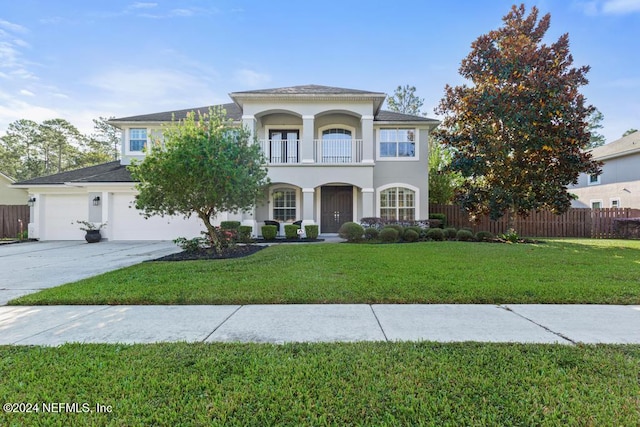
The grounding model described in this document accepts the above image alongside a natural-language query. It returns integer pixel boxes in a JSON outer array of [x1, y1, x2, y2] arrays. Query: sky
[[0, 0, 639, 143]]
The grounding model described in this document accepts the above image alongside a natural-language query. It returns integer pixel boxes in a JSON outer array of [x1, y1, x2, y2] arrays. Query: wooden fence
[[0, 205, 30, 239], [430, 204, 640, 238]]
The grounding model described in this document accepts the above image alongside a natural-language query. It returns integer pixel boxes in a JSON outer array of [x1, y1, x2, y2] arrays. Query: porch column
[[361, 115, 374, 164], [28, 192, 41, 239], [362, 188, 375, 219], [301, 115, 315, 164], [100, 191, 111, 240], [301, 188, 315, 225], [242, 115, 256, 140]]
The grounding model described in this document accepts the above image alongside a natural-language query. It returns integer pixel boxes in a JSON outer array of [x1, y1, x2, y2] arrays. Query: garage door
[[110, 194, 205, 240], [41, 194, 87, 240]]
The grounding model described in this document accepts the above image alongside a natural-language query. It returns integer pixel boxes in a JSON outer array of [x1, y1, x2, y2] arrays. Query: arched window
[[321, 128, 352, 163], [380, 187, 415, 221], [272, 188, 297, 221]]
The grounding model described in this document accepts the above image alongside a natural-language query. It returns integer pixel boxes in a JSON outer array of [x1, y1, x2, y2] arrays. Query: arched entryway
[[320, 185, 354, 233]]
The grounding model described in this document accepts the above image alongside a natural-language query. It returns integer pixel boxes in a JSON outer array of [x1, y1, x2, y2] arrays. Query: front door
[[321, 186, 353, 233]]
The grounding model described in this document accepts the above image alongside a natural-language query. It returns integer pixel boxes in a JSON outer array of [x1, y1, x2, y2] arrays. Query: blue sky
[[1, 0, 638, 143]]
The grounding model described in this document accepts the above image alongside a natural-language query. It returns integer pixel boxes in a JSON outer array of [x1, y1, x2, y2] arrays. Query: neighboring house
[[13, 85, 438, 240], [571, 131, 640, 209], [0, 172, 27, 205]]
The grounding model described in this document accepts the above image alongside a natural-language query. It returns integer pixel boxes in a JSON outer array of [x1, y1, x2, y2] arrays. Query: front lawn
[[1, 342, 639, 425], [10, 239, 640, 305]]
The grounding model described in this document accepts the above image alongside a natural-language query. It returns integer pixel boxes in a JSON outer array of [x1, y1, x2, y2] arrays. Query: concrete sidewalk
[[1, 304, 638, 346]]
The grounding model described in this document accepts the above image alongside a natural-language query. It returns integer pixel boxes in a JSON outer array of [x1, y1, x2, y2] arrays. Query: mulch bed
[[151, 244, 267, 262]]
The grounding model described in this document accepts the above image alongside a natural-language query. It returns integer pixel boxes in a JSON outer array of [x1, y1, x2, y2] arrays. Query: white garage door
[[42, 194, 87, 240], [110, 194, 205, 241]]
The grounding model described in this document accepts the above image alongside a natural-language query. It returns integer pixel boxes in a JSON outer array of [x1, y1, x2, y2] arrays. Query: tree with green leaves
[[387, 85, 425, 116], [129, 107, 270, 253], [587, 108, 606, 148], [623, 129, 638, 137], [428, 137, 461, 204], [91, 116, 121, 161], [435, 4, 601, 232]]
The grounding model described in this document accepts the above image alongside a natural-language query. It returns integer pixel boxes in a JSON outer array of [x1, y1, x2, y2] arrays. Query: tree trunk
[[196, 210, 221, 254], [507, 205, 517, 234]]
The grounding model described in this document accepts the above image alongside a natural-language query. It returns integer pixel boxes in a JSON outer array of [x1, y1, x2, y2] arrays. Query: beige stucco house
[[0, 172, 27, 205], [571, 131, 640, 209], [14, 85, 438, 240]]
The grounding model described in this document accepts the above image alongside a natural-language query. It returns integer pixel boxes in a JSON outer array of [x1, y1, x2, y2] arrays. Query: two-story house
[[14, 85, 438, 240], [571, 131, 640, 209]]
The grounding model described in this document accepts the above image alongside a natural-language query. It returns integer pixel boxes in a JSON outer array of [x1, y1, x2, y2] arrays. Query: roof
[[230, 84, 384, 96], [14, 161, 133, 185], [375, 110, 439, 123], [0, 171, 15, 183], [110, 103, 242, 123], [590, 131, 640, 161]]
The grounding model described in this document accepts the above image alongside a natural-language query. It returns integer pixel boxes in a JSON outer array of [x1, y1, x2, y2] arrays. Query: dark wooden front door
[[321, 186, 353, 233]]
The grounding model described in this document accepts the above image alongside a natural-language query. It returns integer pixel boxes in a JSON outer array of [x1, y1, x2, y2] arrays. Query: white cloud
[[0, 19, 28, 34], [128, 2, 157, 10], [602, 0, 640, 13], [19, 89, 35, 97], [234, 69, 271, 88]]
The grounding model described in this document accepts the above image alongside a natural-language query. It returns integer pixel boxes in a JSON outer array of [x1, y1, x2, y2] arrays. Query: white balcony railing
[[314, 139, 363, 164], [258, 139, 364, 164], [259, 139, 300, 164]]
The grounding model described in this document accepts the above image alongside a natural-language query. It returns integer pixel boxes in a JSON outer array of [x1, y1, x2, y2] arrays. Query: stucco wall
[[0, 175, 27, 205]]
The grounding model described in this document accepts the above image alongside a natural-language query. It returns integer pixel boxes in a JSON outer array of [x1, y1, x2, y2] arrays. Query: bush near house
[[476, 231, 494, 241], [284, 224, 300, 239], [261, 225, 277, 241], [338, 222, 364, 242], [220, 221, 241, 230], [404, 228, 420, 242], [426, 228, 445, 241], [443, 228, 458, 239], [379, 227, 399, 243], [304, 225, 319, 239], [364, 228, 379, 240], [456, 229, 475, 241], [429, 213, 446, 227], [238, 226, 253, 243]]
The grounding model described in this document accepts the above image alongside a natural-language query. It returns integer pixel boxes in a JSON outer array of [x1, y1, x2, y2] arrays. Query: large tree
[[623, 129, 638, 137], [428, 137, 461, 204], [129, 107, 270, 253], [587, 108, 606, 148], [435, 4, 601, 231], [91, 116, 121, 161], [387, 85, 425, 116]]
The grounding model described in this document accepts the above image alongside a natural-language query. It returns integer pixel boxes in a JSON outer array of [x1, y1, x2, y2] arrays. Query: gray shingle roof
[[14, 161, 134, 185], [375, 110, 439, 122], [111, 103, 241, 123], [230, 84, 384, 96], [590, 131, 640, 160]]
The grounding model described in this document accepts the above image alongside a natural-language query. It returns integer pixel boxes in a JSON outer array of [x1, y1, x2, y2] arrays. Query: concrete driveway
[[0, 241, 181, 305]]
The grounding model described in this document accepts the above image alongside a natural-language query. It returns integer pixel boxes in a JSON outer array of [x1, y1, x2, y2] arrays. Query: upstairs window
[[379, 129, 416, 158], [588, 174, 600, 185], [322, 128, 352, 163], [129, 128, 147, 152]]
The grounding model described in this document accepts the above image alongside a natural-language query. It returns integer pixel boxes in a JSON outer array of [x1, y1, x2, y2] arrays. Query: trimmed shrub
[[429, 219, 443, 229], [379, 227, 399, 243], [429, 213, 446, 227], [443, 227, 458, 240], [238, 226, 253, 243], [364, 227, 379, 240], [285, 224, 300, 239], [173, 236, 207, 252], [305, 225, 319, 239], [338, 222, 364, 242], [406, 226, 423, 238], [384, 224, 405, 236], [404, 229, 419, 242], [456, 229, 475, 241], [261, 225, 277, 241], [475, 231, 494, 241], [220, 221, 241, 230], [426, 228, 445, 241]]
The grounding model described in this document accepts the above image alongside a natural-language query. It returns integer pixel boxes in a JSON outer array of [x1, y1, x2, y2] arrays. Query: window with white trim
[[611, 198, 620, 208], [129, 128, 147, 152], [322, 128, 352, 163], [591, 200, 602, 209], [379, 129, 415, 158], [380, 187, 415, 220], [272, 188, 296, 222], [588, 174, 600, 185]]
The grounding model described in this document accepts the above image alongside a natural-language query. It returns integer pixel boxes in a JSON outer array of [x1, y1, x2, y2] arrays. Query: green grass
[[1, 342, 638, 426], [10, 239, 640, 305]]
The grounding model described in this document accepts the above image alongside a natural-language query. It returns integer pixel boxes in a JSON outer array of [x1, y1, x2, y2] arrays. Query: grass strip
[[1, 342, 639, 426], [11, 239, 640, 305]]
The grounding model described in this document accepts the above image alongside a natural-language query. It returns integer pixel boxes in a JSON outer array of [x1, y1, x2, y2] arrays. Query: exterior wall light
[[93, 196, 101, 206], [27, 197, 36, 207]]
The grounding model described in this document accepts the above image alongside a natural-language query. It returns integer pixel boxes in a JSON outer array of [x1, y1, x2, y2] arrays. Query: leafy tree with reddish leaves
[[435, 4, 601, 232]]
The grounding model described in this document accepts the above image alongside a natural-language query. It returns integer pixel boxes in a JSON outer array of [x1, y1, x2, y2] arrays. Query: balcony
[[259, 139, 364, 165]]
